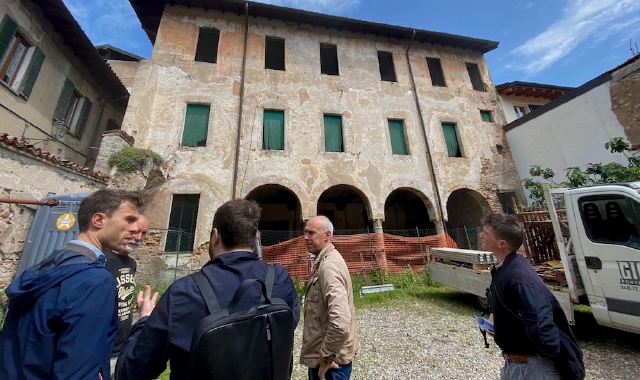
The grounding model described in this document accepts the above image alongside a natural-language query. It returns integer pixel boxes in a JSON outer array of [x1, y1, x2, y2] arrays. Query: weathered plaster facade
[[123, 5, 522, 248], [504, 55, 640, 196], [0, 0, 128, 168]]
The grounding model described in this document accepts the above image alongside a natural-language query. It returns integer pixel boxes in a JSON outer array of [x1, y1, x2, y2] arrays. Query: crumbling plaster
[[122, 5, 521, 247]]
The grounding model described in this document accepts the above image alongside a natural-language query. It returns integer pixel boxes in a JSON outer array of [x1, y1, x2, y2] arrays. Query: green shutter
[[324, 115, 343, 152], [442, 123, 461, 157], [480, 111, 492, 122], [0, 15, 18, 61], [53, 79, 75, 121], [182, 104, 210, 147], [388, 119, 408, 155], [263, 110, 284, 150], [74, 98, 92, 138], [18, 47, 44, 98]]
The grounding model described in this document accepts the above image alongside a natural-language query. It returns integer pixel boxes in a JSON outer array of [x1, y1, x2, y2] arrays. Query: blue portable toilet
[[15, 193, 90, 277]]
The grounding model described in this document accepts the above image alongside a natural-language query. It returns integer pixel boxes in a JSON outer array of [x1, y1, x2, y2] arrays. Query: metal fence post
[[417, 226, 426, 267], [174, 230, 181, 282]]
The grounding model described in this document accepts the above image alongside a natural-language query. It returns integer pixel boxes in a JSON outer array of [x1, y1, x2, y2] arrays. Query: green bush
[[108, 146, 162, 173]]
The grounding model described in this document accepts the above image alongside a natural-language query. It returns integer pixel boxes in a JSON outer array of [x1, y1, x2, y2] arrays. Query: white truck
[[430, 183, 640, 334]]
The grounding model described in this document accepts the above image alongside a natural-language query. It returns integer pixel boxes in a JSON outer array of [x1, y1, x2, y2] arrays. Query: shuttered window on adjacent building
[[378, 51, 397, 82], [263, 110, 285, 150], [426, 58, 446, 87], [442, 122, 462, 157], [194, 28, 220, 63], [182, 104, 210, 147], [388, 119, 408, 155], [320, 43, 339, 75], [324, 114, 343, 152], [52, 79, 92, 138], [265, 37, 285, 70], [0, 14, 45, 99]]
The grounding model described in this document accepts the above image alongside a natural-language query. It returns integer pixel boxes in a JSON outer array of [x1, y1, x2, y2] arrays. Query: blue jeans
[[308, 362, 353, 380], [501, 355, 562, 380]]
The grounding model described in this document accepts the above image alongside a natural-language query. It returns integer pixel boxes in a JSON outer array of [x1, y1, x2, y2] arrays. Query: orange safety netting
[[262, 233, 458, 282]]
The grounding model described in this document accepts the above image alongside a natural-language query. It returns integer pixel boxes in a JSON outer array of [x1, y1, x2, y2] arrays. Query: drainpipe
[[405, 30, 447, 233], [231, 2, 250, 199]]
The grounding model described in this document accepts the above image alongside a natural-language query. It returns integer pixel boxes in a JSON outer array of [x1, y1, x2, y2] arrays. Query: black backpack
[[188, 265, 295, 380]]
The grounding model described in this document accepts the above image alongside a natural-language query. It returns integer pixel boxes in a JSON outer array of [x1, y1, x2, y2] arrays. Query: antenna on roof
[[631, 39, 639, 56]]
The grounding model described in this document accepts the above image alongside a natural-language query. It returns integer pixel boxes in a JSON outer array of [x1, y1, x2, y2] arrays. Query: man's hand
[[137, 285, 159, 318], [318, 362, 339, 380]]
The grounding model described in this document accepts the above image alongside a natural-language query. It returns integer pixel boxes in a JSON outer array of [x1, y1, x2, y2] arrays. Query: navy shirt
[[116, 251, 300, 380]]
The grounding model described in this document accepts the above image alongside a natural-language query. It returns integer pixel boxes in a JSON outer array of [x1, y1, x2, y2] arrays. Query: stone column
[[371, 219, 388, 271]]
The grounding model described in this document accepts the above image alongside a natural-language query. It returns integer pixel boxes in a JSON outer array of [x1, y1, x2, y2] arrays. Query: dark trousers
[[308, 362, 353, 380]]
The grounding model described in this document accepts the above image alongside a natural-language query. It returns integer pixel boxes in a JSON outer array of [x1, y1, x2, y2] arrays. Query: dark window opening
[[105, 118, 120, 131], [320, 43, 339, 75], [497, 191, 517, 214], [194, 28, 220, 63], [377, 51, 397, 82], [165, 194, 200, 252], [426, 58, 446, 87], [466, 62, 485, 91], [496, 144, 504, 155], [265, 37, 285, 71], [528, 104, 541, 111]]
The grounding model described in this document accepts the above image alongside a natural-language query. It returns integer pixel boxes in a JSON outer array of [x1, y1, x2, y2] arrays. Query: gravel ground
[[290, 299, 640, 380]]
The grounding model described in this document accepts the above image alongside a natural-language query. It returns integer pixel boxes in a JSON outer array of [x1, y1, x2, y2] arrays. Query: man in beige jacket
[[300, 216, 360, 380]]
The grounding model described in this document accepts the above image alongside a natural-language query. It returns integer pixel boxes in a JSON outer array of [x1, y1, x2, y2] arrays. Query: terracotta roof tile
[[0, 133, 110, 183]]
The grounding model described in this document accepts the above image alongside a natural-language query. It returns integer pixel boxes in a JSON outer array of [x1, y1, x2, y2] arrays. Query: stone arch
[[245, 184, 303, 231], [445, 187, 491, 249], [309, 180, 375, 221], [383, 187, 435, 230], [316, 185, 373, 230], [240, 177, 309, 217]]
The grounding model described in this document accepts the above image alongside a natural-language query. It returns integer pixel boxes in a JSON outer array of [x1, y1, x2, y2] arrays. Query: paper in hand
[[476, 316, 494, 334]]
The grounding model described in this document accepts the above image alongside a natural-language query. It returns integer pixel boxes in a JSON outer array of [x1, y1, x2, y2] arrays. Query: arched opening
[[246, 185, 302, 245], [383, 188, 435, 230], [317, 185, 371, 230], [446, 188, 490, 249]]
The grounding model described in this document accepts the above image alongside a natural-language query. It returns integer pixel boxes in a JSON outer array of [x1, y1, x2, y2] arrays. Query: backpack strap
[[191, 271, 220, 315], [265, 264, 275, 299]]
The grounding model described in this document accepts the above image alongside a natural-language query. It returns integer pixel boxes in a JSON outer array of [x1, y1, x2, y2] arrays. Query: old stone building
[[124, 0, 523, 251], [0, 0, 129, 168]]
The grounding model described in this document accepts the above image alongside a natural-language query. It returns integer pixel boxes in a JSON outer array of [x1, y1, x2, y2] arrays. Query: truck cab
[[564, 183, 640, 334]]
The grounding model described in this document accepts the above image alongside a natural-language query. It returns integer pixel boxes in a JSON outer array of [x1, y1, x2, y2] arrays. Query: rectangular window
[[497, 191, 517, 214], [182, 104, 210, 147], [480, 110, 493, 122], [0, 15, 44, 98], [465, 62, 485, 91], [442, 122, 461, 157], [323, 114, 343, 152], [377, 51, 397, 82], [165, 194, 200, 252], [53, 79, 93, 138], [388, 119, 408, 155], [320, 43, 339, 75], [426, 58, 446, 87], [105, 118, 120, 131], [194, 28, 220, 63], [514, 105, 528, 119], [263, 110, 284, 150], [265, 37, 285, 71], [528, 104, 541, 111]]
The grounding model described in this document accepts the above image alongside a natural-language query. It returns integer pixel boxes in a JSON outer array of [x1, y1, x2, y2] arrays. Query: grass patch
[[108, 146, 162, 173]]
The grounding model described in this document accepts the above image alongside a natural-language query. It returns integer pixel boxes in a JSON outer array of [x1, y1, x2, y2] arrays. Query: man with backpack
[[115, 199, 300, 380]]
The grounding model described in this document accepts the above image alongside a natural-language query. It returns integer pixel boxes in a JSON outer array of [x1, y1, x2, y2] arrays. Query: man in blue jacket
[[115, 199, 300, 380], [1, 189, 143, 380], [481, 213, 584, 380]]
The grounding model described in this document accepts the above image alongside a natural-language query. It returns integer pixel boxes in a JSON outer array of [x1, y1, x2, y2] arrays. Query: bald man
[[106, 215, 150, 376]]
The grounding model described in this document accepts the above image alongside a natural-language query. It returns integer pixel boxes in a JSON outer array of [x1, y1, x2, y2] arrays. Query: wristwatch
[[318, 353, 336, 366]]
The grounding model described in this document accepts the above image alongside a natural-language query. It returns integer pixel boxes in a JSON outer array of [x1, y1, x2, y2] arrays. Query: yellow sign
[[56, 213, 76, 230]]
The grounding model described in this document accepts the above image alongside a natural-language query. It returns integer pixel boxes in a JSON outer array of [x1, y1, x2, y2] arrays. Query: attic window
[[194, 28, 220, 63], [426, 58, 446, 87], [320, 43, 339, 75], [466, 62, 485, 91], [265, 37, 285, 71]]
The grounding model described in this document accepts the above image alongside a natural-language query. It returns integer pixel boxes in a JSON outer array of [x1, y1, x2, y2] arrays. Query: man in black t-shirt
[[105, 215, 149, 378]]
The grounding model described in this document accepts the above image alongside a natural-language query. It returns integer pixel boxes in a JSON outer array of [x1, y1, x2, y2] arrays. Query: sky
[[62, 0, 640, 87]]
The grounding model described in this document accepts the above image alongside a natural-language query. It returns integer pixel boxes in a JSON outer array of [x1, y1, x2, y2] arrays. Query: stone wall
[[610, 56, 640, 149]]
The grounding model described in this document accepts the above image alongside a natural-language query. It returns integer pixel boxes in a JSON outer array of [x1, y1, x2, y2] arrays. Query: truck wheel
[[476, 296, 490, 312]]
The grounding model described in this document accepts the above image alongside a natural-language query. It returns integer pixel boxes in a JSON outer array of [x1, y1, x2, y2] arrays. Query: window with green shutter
[[182, 104, 210, 147], [324, 115, 343, 152], [442, 122, 461, 157], [388, 119, 408, 155], [480, 110, 493, 122], [263, 110, 284, 150], [0, 15, 45, 98], [74, 99, 92, 138]]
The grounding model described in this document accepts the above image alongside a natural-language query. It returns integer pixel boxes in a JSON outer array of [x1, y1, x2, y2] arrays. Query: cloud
[[257, 0, 361, 14], [506, 0, 640, 77]]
